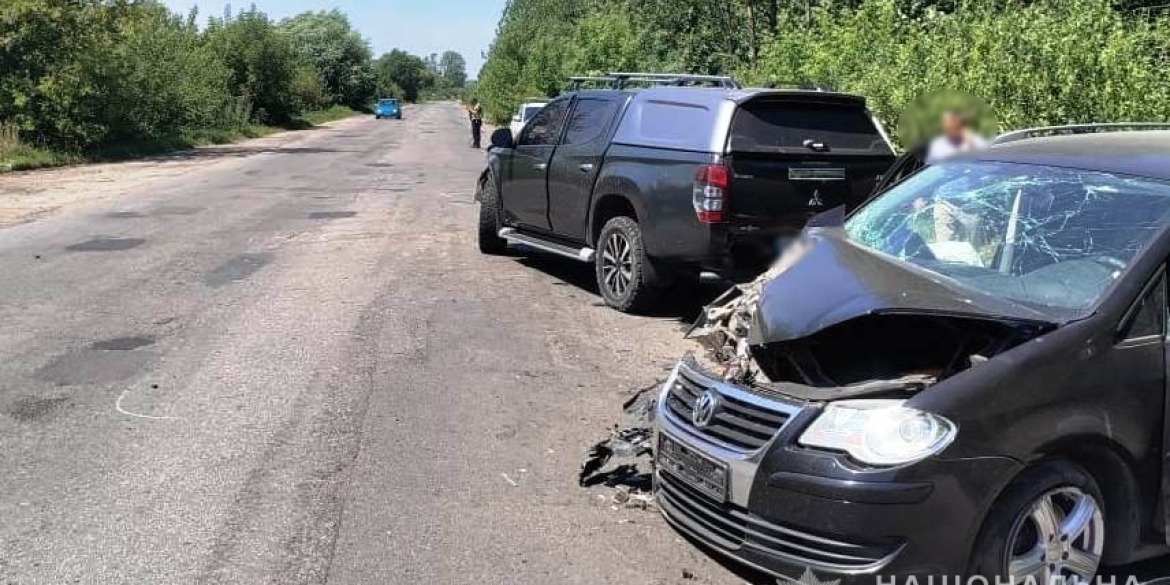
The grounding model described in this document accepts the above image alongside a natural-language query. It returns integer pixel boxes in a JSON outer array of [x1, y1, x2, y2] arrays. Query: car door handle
[[578, 164, 594, 173], [533, 163, 547, 171]]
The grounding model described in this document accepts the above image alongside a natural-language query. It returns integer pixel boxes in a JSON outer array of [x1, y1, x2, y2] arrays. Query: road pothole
[[6, 396, 69, 422], [90, 336, 155, 351], [34, 351, 153, 386], [151, 206, 203, 216], [65, 237, 146, 252], [308, 211, 357, 220], [204, 252, 273, 287]]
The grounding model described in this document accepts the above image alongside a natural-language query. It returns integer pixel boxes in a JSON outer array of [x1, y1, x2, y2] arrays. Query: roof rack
[[993, 123, 1170, 145], [758, 80, 834, 92], [567, 72, 741, 91]]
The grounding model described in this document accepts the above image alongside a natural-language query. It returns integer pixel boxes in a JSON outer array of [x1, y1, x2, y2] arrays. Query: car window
[[874, 147, 927, 195], [519, 99, 569, 146], [562, 98, 618, 145], [522, 106, 544, 121], [846, 161, 1170, 314], [635, 100, 711, 148], [729, 100, 892, 154], [1120, 270, 1165, 340]]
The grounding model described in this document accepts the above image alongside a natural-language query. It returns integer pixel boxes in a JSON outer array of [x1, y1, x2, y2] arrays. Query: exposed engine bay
[[689, 234, 1053, 399]]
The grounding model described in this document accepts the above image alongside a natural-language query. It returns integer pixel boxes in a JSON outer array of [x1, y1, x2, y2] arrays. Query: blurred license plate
[[657, 433, 728, 501]]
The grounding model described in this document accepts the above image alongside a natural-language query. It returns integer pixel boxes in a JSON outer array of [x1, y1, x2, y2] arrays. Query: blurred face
[[942, 111, 965, 140]]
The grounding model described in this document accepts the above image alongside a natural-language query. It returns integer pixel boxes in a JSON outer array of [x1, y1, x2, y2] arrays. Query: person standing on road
[[467, 99, 484, 149]]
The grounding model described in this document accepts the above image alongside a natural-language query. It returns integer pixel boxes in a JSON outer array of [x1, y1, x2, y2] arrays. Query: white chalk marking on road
[[115, 388, 178, 421]]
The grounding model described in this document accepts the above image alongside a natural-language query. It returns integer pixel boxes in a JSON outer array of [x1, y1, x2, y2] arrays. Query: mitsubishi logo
[[807, 189, 824, 207], [692, 390, 722, 428]]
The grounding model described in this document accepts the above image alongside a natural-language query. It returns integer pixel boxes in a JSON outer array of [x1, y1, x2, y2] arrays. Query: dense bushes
[[747, 0, 1170, 133], [0, 0, 467, 160], [476, 0, 1170, 133]]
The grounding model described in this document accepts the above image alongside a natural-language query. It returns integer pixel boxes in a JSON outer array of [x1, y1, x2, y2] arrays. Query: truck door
[[504, 97, 571, 232], [547, 95, 621, 241]]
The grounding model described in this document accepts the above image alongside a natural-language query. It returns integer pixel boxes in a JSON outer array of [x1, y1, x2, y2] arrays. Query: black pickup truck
[[476, 74, 896, 312]]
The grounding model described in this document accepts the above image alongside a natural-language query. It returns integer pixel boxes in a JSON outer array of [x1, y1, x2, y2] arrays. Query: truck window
[[519, 99, 569, 147], [729, 101, 890, 153], [563, 98, 618, 145], [635, 101, 710, 148]]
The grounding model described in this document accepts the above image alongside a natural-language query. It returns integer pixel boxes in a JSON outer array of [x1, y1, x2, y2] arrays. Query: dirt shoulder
[[0, 116, 366, 230]]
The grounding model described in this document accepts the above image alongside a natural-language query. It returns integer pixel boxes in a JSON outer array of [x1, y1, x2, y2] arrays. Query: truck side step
[[498, 228, 595, 262]]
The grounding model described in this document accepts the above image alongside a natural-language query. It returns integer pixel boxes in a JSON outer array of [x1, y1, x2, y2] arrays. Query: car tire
[[477, 178, 508, 255], [969, 460, 1106, 584], [595, 216, 661, 313], [375, 115, 381, 120]]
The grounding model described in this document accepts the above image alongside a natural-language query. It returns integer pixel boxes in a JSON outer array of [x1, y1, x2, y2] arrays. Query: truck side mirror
[[490, 128, 515, 150]]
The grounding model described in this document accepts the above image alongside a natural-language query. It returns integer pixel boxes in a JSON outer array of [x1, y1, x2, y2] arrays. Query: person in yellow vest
[[467, 99, 484, 149]]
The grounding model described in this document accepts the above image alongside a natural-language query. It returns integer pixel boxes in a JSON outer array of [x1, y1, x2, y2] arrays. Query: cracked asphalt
[[0, 102, 1164, 584], [0, 102, 747, 585]]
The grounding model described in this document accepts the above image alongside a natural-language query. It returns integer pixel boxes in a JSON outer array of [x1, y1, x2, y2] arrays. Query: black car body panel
[[661, 131, 1170, 580], [746, 231, 1056, 344]]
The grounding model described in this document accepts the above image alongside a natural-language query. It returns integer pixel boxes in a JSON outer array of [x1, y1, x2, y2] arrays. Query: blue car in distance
[[375, 99, 401, 120]]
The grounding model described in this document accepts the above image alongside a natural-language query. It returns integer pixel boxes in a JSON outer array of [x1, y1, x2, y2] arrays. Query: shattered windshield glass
[[845, 161, 1170, 312]]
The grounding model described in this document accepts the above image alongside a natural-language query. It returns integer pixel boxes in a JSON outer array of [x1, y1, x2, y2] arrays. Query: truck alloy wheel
[[1004, 487, 1104, 584], [594, 216, 659, 312], [601, 232, 634, 297]]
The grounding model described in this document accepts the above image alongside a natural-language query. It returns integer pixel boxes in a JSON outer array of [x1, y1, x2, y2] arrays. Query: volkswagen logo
[[692, 390, 722, 428]]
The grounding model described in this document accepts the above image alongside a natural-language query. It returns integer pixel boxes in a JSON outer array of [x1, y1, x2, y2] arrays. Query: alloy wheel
[[1005, 487, 1104, 585], [601, 232, 633, 298]]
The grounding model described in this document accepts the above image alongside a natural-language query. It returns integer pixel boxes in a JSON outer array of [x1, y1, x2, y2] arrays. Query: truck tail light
[[693, 164, 729, 224]]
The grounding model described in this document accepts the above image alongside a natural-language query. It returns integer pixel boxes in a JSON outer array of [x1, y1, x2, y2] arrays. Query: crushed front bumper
[[653, 358, 1021, 584]]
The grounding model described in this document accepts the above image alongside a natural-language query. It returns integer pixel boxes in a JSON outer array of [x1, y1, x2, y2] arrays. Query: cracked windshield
[[846, 162, 1170, 313], [3, 0, 1170, 584]]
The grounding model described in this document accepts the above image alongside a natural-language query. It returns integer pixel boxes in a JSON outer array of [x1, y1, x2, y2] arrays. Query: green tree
[[205, 7, 302, 124], [374, 49, 434, 102], [280, 10, 376, 109], [438, 51, 468, 88]]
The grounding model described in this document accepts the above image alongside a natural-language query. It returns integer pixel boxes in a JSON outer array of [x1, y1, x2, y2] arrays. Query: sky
[[161, 0, 509, 77]]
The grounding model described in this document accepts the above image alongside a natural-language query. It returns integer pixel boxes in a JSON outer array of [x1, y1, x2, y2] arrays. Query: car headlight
[[798, 400, 957, 466]]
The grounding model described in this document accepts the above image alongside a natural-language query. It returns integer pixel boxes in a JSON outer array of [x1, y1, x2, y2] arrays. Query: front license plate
[[657, 433, 729, 501]]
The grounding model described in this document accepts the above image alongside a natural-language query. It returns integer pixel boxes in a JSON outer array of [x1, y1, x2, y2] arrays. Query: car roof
[[975, 131, 1170, 181]]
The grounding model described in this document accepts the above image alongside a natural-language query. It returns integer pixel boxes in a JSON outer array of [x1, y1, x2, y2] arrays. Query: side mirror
[[490, 128, 515, 150], [512, 115, 521, 122]]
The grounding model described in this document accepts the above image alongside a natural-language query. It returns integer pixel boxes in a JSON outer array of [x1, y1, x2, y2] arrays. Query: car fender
[[476, 156, 504, 203], [586, 174, 648, 248]]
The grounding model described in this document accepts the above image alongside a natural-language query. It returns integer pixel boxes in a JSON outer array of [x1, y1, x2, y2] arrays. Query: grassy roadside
[[0, 105, 361, 174]]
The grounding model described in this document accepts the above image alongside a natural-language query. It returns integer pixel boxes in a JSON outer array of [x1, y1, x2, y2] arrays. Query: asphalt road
[[0, 102, 1165, 584]]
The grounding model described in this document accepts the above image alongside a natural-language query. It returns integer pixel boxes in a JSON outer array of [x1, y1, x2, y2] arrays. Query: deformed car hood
[[747, 231, 1057, 344]]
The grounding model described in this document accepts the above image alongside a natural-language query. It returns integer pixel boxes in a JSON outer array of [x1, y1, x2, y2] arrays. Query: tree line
[[0, 0, 469, 153], [476, 0, 1170, 134]]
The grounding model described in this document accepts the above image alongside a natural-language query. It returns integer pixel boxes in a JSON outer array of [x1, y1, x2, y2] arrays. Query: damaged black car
[[655, 129, 1170, 583]]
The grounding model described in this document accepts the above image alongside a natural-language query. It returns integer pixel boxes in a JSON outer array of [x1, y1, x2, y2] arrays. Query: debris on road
[[579, 381, 664, 511]]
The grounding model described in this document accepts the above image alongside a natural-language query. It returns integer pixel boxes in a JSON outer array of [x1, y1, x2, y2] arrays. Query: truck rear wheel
[[478, 179, 508, 255], [595, 216, 661, 313]]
